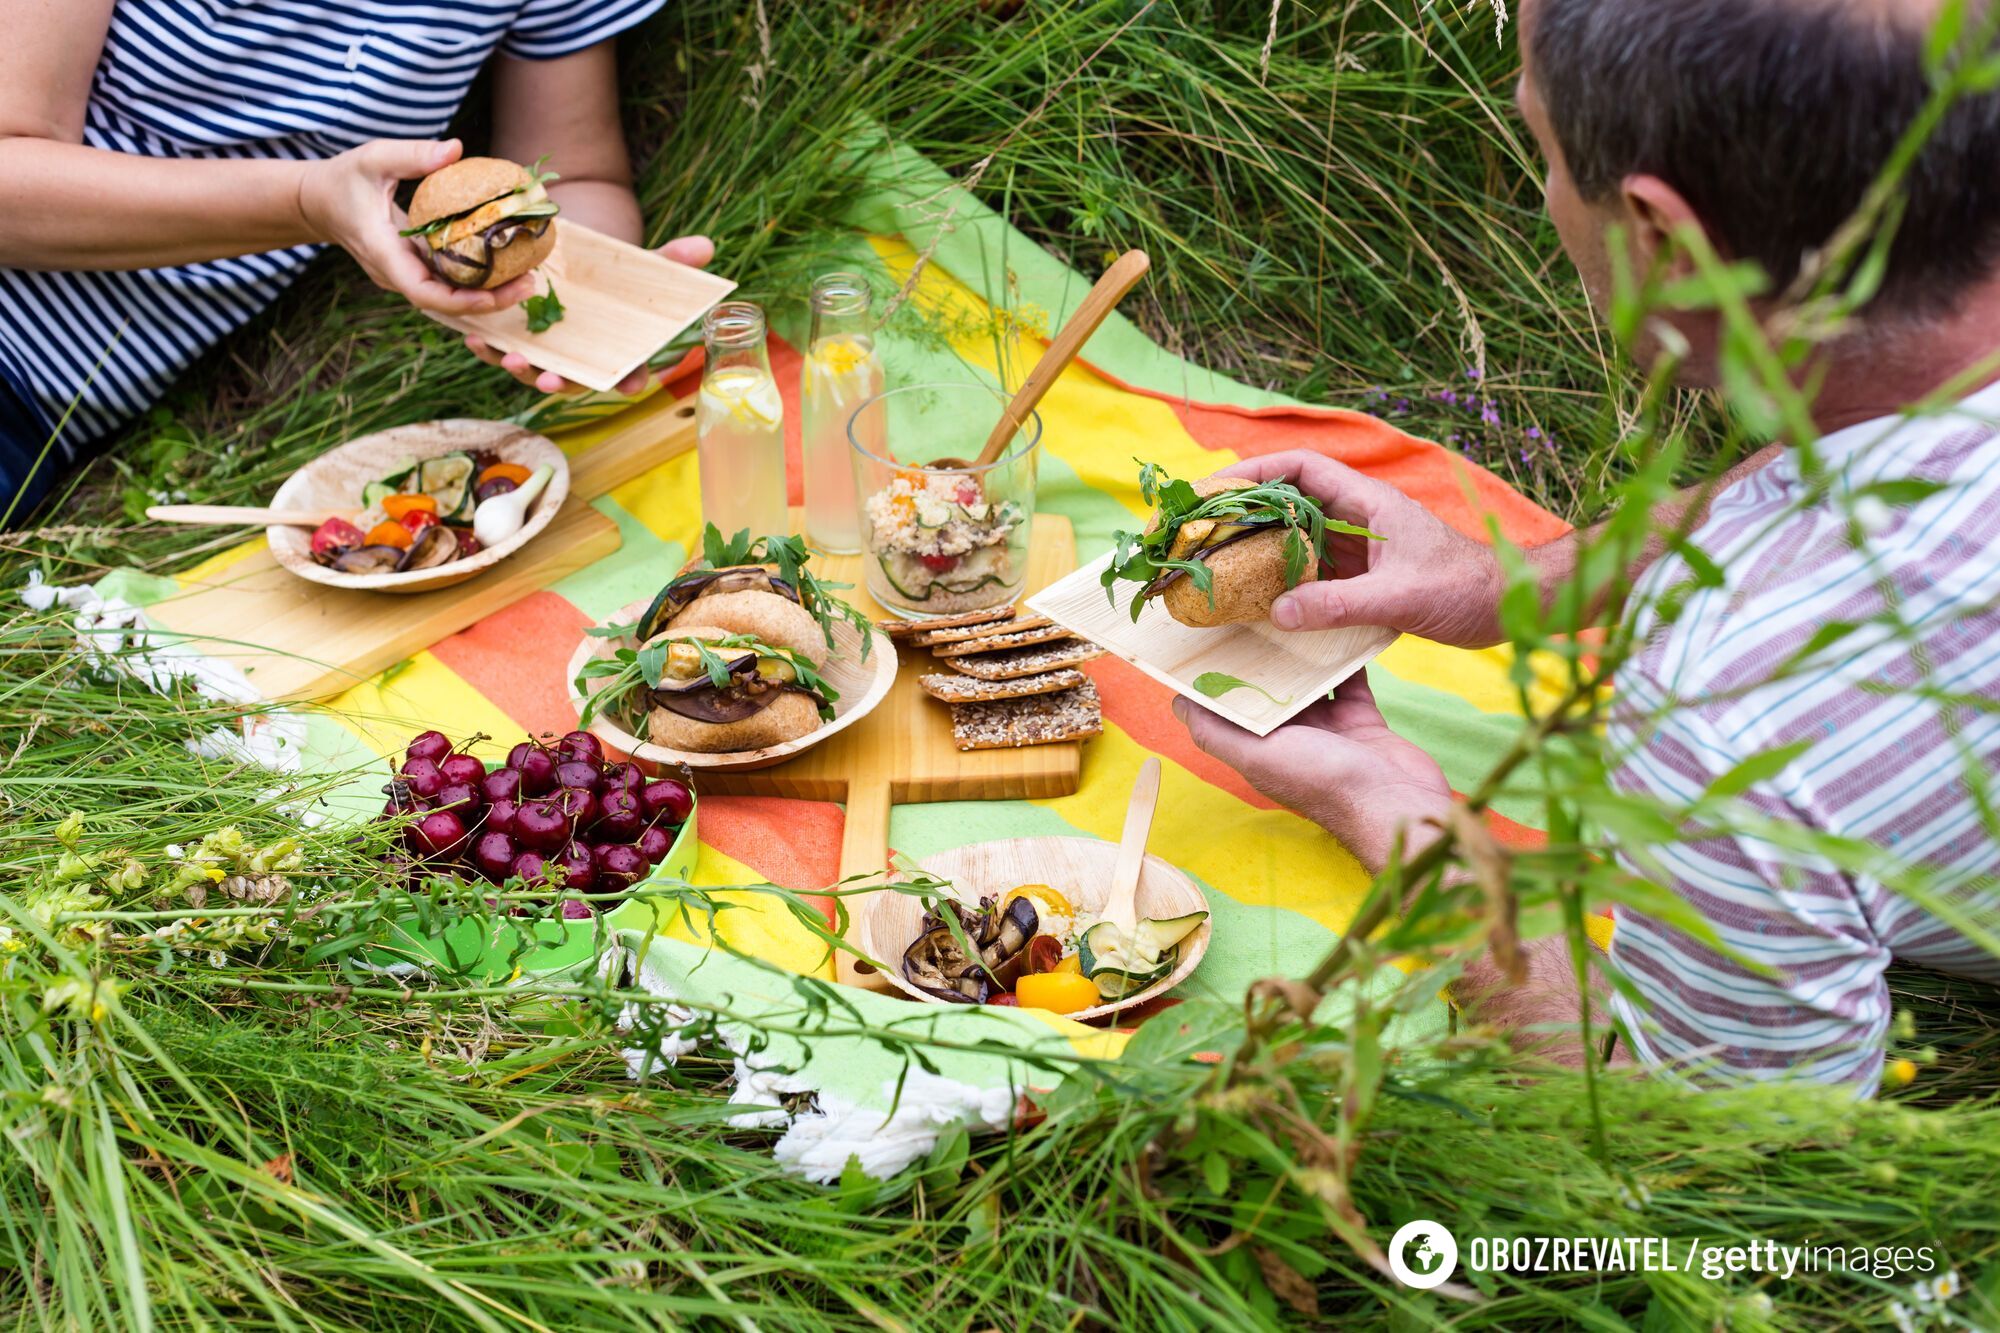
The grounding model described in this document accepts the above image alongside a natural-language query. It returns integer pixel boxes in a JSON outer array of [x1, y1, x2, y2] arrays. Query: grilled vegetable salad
[[901, 882, 1207, 1013], [309, 448, 546, 576]]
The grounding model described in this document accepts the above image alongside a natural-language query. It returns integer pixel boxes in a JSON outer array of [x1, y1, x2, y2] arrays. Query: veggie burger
[[402, 156, 560, 290]]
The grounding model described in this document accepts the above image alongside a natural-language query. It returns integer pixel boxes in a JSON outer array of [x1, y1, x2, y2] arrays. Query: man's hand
[[299, 138, 534, 317], [463, 234, 716, 395], [1174, 670, 1453, 873], [1217, 450, 1511, 648]]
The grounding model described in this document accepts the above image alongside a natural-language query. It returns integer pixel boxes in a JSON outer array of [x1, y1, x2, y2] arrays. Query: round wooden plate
[[267, 419, 568, 593], [857, 835, 1211, 1022], [566, 598, 897, 773]]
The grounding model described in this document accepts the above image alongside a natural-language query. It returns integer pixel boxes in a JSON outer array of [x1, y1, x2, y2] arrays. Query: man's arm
[[1217, 444, 1783, 649], [1453, 935, 1627, 1068], [0, 0, 519, 314]]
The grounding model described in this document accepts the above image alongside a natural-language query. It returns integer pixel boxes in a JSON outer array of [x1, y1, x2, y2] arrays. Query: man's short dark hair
[[1531, 0, 2000, 318]]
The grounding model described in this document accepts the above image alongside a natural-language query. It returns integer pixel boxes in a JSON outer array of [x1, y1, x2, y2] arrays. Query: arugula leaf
[[685, 523, 874, 659], [1192, 672, 1292, 707], [522, 284, 565, 333], [1100, 462, 1383, 617]]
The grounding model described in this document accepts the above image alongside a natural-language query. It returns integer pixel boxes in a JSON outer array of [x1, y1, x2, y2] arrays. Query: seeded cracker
[[875, 605, 1016, 638], [909, 614, 1053, 647], [930, 622, 1075, 657], [950, 680, 1103, 750], [919, 668, 1088, 703], [944, 637, 1106, 680]]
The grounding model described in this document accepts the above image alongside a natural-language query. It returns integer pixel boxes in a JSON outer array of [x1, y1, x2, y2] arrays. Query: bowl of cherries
[[369, 728, 697, 978]]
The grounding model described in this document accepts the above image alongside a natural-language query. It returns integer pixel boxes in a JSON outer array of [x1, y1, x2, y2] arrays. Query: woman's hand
[[463, 234, 717, 395], [298, 138, 533, 317]]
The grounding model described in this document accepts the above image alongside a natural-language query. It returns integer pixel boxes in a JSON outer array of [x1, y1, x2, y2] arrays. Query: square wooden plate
[[429, 222, 737, 392], [1027, 552, 1397, 736]]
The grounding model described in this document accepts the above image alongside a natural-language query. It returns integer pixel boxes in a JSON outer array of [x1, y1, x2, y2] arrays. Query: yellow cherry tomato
[[1015, 971, 1099, 1015], [1003, 883, 1076, 925], [1052, 953, 1083, 976], [364, 520, 414, 550]]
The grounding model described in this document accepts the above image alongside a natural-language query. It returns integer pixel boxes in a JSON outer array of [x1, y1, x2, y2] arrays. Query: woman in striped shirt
[[0, 0, 710, 510]]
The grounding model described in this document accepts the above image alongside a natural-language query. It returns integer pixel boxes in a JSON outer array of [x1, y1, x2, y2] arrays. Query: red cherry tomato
[[986, 992, 1020, 1007], [309, 517, 365, 560], [401, 509, 441, 535], [954, 482, 982, 506], [1025, 935, 1064, 975], [918, 553, 960, 573]]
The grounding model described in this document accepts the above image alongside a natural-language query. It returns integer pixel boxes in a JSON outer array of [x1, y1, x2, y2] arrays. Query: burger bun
[[667, 590, 826, 665], [647, 690, 823, 754]]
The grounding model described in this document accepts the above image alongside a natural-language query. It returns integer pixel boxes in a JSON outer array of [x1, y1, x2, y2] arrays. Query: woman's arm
[[468, 41, 714, 393], [0, 0, 523, 314], [490, 42, 643, 244]]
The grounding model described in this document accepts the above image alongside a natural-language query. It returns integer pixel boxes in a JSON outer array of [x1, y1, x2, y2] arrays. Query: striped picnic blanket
[[130, 145, 1584, 1178]]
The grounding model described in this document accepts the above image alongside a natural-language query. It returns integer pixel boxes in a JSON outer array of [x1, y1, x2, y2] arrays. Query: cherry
[[552, 843, 596, 892], [593, 842, 647, 887], [918, 552, 959, 573], [638, 779, 693, 825], [556, 759, 601, 792], [481, 767, 522, 803], [406, 730, 452, 766], [471, 831, 517, 881], [440, 753, 487, 786], [636, 824, 674, 863], [510, 850, 550, 886], [506, 740, 538, 770], [596, 788, 644, 842], [561, 898, 594, 920], [435, 782, 482, 815], [556, 786, 599, 835], [400, 757, 446, 800], [600, 761, 644, 794], [485, 798, 520, 837], [409, 809, 468, 859], [557, 730, 604, 765], [516, 747, 558, 796], [514, 800, 568, 853]]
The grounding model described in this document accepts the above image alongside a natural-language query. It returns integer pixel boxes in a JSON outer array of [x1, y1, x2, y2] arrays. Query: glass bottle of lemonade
[[696, 302, 788, 541], [799, 272, 882, 553]]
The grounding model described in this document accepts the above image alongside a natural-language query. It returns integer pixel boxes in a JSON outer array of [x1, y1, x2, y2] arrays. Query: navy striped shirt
[[0, 0, 665, 452]]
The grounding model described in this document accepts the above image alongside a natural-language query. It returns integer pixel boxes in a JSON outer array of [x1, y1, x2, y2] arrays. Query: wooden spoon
[[147, 504, 358, 528], [1101, 756, 1163, 940], [928, 249, 1151, 471]]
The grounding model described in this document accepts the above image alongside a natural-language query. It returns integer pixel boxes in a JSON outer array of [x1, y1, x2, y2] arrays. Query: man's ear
[[1618, 173, 1710, 282]]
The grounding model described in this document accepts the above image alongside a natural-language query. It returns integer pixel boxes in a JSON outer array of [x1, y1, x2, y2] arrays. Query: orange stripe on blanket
[[1079, 360, 1568, 548], [1084, 655, 1276, 809], [696, 795, 844, 919], [426, 591, 592, 739]]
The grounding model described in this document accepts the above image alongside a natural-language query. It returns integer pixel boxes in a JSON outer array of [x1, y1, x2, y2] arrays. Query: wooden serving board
[[694, 512, 1084, 991], [145, 390, 700, 701]]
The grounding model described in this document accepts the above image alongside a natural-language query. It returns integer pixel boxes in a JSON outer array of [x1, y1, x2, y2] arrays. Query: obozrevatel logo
[[1388, 1220, 1458, 1289]]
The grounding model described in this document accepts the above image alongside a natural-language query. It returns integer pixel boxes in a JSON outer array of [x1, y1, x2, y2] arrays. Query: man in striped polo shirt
[[1178, 0, 2000, 1091]]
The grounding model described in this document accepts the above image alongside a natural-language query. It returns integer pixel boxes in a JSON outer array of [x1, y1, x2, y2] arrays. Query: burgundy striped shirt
[[1606, 380, 2000, 1091]]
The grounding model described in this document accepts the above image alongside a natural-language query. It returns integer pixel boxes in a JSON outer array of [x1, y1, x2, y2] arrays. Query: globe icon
[[1406, 1235, 1444, 1275]]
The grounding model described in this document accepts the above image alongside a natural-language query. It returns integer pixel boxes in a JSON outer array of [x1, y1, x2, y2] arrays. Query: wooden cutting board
[[145, 390, 700, 700], [694, 512, 1084, 991]]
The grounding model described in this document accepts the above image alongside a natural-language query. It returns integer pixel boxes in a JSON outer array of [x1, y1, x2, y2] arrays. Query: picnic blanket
[[92, 144, 1587, 1180]]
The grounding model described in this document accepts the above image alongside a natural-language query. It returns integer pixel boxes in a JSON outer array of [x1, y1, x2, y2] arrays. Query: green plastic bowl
[[360, 801, 700, 983]]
